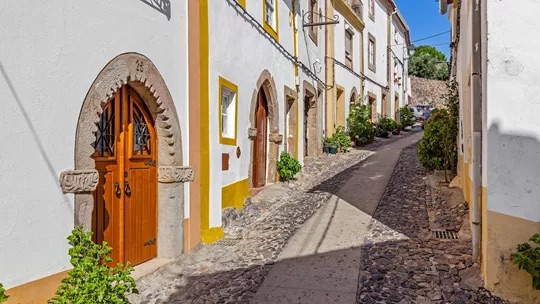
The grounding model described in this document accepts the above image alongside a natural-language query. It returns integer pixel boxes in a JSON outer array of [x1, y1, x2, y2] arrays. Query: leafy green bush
[[378, 117, 397, 132], [511, 233, 540, 290], [417, 109, 457, 172], [399, 105, 415, 129], [347, 104, 375, 145], [0, 283, 8, 303], [333, 126, 351, 152], [276, 152, 302, 181], [48, 227, 138, 304]]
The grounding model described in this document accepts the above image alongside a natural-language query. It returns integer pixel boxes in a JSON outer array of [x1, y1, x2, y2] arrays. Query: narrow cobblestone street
[[131, 132, 511, 304]]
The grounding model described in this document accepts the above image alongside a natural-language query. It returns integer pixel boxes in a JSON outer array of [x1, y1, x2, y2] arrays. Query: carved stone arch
[[350, 87, 358, 105], [66, 53, 189, 259], [248, 69, 281, 188]]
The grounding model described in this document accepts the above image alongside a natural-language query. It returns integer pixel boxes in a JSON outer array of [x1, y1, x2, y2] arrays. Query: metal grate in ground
[[432, 230, 459, 240], [214, 237, 242, 247]]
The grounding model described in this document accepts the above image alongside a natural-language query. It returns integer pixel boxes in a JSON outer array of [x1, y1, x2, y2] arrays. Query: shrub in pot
[[347, 104, 375, 145], [0, 283, 8, 304], [49, 227, 138, 304], [276, 151, 302, 181], [399, 105, 415, 130], [333, 126, 351, 153], [511, 233, 540, 290]]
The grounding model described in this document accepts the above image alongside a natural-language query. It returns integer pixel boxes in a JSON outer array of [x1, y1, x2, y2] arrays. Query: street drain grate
[[433, 230, 459, 240], [215, 238, 242, 247]]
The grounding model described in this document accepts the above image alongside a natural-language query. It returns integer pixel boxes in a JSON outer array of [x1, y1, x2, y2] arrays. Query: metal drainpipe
[[471, 0, 482, 263]]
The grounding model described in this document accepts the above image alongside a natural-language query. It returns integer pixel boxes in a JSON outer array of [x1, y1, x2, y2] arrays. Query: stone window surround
[[368, 33, 377, 73], [61, 53, 191, 260]]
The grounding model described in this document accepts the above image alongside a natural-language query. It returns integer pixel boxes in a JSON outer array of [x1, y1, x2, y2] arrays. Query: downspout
[[292, 0, 299, 159], [471, 0, 482, 263]]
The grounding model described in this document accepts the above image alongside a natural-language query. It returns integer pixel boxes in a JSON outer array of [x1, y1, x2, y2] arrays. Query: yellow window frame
[[219, 76, 239, 146], [262, 0, 279, 42]]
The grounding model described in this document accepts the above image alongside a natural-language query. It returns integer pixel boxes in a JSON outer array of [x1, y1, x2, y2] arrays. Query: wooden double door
[[92, 85, 158, 266]]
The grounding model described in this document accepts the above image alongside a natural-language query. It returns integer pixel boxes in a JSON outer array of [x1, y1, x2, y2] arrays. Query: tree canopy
[[408, 45, 449, 81]]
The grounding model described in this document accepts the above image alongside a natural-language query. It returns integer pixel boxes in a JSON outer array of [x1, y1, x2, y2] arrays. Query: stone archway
[[303, 81, 319, 158], [248, 70, 281, 188], [350, 87, 358, 105], [59, 53, 192, 259]]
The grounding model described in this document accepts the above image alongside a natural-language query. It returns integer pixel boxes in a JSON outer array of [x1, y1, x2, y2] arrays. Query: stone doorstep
[[132, 258, 173, 281]]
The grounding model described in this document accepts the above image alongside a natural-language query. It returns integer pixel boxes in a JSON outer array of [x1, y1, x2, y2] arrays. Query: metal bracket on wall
[[302, 10, 339, 28]]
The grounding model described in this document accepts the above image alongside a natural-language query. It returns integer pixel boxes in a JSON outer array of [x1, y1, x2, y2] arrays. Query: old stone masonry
[[131, 132, 511, 304]]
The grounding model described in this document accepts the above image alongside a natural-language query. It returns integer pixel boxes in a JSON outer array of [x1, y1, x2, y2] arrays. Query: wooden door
[[92, 85, 157, 266], [304, 95, 310, 157], [252, 90, 268, 188], [336, 88, 345, 128]]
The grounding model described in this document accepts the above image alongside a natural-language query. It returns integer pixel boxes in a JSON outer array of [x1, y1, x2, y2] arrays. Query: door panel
[[92, 85, 157, 267], [253, 91, 268, 188]]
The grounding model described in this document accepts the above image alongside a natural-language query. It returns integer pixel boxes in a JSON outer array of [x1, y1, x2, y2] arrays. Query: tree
[[409, 45, 449, 80]]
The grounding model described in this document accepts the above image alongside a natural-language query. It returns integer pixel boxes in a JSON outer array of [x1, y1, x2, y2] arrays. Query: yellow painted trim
[[5, 270, 69, 304], [238, 0, 246, 9], [200, 0, 210, 232], [333, 0, 365, 31], [263, 0, 279, 42], [222, 178, 249, 210], [201, 227, 225, 244], [218, 76, 239, 146]]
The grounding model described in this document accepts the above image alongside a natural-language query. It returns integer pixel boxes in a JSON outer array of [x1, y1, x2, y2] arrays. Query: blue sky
[[394, 0, 451, 58]]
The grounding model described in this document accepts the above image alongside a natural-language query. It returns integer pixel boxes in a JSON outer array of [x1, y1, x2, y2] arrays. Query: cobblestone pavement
[[130, 131, 425, 303], [357, 144, 511, 304]]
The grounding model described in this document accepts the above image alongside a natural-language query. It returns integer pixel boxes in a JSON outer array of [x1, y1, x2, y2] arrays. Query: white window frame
[[265, 0, 276, 30]]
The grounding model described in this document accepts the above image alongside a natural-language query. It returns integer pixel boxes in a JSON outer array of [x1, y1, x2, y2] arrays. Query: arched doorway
[[92, 85, 157, 266], [61, 53, 190, 266], [252, 89, 269, 188]]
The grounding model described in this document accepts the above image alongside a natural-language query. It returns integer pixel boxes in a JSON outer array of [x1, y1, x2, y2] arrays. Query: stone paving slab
[[357, 144, 512, 304]]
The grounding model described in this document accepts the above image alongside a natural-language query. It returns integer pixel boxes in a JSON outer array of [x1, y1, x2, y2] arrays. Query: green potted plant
[[276, 152, 302, 181], [328, 139, 338, 154], [333, 126, 351, 153], [393, 122, 402, 135], [323, 137, 333, 153], [0, 283, 8, 304], [511, 233, 540, 290]]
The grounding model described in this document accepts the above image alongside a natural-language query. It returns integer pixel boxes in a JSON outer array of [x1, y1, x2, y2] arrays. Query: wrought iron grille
[[93, 104, 114, 156], [133, 105, 151, 155]]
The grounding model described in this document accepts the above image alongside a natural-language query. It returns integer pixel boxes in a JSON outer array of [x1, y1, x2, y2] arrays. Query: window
[[394, 28, 398, 43], [368, 34, 376, 72], [369, 0, 375, 19], [308, 0, 318, 43], [263, 0, 279, 41], [219, 77, 238, 145], [345, 28, 353, 69]]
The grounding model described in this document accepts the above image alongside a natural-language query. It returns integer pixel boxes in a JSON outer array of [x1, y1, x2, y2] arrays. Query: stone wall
[[410, 76, 447, 108]]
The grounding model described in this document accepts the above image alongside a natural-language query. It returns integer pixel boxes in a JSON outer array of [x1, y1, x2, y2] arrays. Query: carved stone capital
[[158, 166, 194, 183], [269, 133, 283, 143], [59, 170, 99, 194], [247, 127, 257, 139]]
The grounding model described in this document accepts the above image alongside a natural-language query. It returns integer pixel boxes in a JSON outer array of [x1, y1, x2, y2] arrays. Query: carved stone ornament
[[158, 166, 194, 183], [269, 133, 283, 143], [247, 127, 257, 139], [59, 170, 99, 194]]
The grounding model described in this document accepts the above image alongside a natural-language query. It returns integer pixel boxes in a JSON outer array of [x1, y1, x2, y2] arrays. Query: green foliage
[[409, 45, 449, 81], [0, 283, 8, 303], [48, 227, 138, 304], [417, 109, 457, 172], [511, 233, 540, 290], [276, 152, 302, 181], [400, 105, 415, 129], [417, 81, 459, 177], [413, 45, 447, 61], [378, 117, 397, 132], [323, 136, 336, 148], [332, 126, 351, 152], [347, 104, 375, 145]]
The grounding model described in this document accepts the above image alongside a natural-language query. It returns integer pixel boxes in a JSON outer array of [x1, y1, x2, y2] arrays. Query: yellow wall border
[[201, 227, 225, 244], [218, 77, 239, 146], [238, 0, 246, 9], [200, 0, 211, 237], [222, 178, 249, 210], [263, 0, 279, 42]]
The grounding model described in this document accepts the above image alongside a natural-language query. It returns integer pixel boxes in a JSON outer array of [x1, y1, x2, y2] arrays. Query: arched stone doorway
[[59, 53, 192, 263], [303, 81, 319, 158], [248, 70, 281, 189]]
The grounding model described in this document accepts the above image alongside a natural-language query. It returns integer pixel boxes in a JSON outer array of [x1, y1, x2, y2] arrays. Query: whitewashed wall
[[334, 11, 362, 127], [390, 17, 409, 116], [363, 0, 390, 115], [208, 0, 295, 227], [485, 0, 540, 222], [0, 1, 189, 289], [297, 0, 325, 160]]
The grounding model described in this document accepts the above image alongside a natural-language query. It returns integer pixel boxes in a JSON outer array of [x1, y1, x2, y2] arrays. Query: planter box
[[329, 147, 337, 154], [323, 147, 330, 153]]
